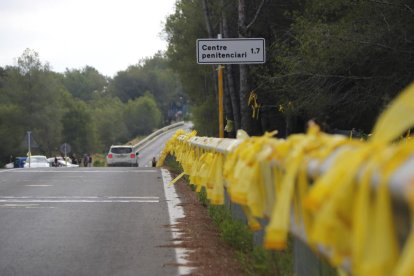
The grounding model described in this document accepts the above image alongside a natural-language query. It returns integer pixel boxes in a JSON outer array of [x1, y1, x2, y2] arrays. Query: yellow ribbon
[[157, 82, 414, 275]]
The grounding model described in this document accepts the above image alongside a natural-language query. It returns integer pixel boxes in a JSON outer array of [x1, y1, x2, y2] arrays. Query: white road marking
[[0, 203, 54, 209], [0, 196, 159, 199], [106, 196, 159, 199], [0, 204, 38, 207], [0, 200, 159, 203], [161, 169, 195, 275], [0, 196, 160, 203], [0, 169, 15, 173], [10, 170, 158, 173], [25, 185, 53, 187]]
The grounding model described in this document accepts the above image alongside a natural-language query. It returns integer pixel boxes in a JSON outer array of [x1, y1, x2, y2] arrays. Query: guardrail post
[[294, 238, 337, 276]]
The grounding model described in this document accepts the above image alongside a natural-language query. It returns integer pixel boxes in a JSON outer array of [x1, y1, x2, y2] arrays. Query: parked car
[[24, 155, 50, 168], [106, 145, 139, 167]]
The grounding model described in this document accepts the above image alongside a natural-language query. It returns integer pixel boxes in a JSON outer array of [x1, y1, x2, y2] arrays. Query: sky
[[0, 0, 177, 77]]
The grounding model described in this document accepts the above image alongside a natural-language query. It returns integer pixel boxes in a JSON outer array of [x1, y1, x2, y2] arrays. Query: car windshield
[[28, 156, 47, 163], [111, 147, 133, 154]]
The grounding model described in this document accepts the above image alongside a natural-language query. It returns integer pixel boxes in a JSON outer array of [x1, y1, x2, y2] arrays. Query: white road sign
[[197, 38, 265, 64], [60, 143, 71, 154]]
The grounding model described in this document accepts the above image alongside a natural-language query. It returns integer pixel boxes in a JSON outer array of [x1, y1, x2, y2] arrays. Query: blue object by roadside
[[14, 157, 27, 168]]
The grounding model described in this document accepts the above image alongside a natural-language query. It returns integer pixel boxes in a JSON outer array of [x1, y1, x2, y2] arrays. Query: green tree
[[123, 93, 162, 138], [108, 66, 149, 102], [63, 66, 107, 101], [108, 53, 185, 125], [165, 0, 218, 135], [91, 96, 128, 150], [62, 99, 99, 155], [1, 49, 67, 155], [138, 53, 186, 124], [165, 0, 289, 136], [266, 0, 414, 133], [0, 104, 25, 164]]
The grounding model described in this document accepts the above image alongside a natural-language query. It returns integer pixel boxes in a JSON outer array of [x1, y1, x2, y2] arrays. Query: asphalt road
[[137, 122, 193, 167], [0, 167, 178, 276]]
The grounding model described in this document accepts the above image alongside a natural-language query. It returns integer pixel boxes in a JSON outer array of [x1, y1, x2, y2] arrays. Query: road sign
[[21, 131, 39, 148], [60, 143, 71, 155], [197, 38, 265, 64]]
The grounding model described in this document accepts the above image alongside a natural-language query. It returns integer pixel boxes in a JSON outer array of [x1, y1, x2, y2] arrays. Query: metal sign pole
[[218, 65, 224, 138], [27, 131, 31, 168], [217, 34, 224, 138], [64, 143, 67, 166], [196, 36, 265, 138]]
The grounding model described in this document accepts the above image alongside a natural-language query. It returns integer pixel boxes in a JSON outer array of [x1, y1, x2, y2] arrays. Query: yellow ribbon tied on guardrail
[[304, 82, 414, 274], [157, 82, 414, 276]]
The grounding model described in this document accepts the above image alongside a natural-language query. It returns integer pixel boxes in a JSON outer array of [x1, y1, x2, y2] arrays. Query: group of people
[[51, 153, 93, 167]]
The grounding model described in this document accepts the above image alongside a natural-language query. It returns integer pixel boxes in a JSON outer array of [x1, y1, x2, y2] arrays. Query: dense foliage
[[0, 49, 184, 165], [1, 0, 413, 164], [165, 0, 413, 137]]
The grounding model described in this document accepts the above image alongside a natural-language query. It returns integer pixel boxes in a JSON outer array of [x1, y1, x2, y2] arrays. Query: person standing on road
[[71, 154, 78, 165], [83, 154, 88, 167], [88, 154, 93, 167]]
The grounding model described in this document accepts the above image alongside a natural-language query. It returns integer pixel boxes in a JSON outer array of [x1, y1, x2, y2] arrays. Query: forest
[[1, 0, 413, 165], [165, 0, 413, 137], [0, 49, 185, 165]]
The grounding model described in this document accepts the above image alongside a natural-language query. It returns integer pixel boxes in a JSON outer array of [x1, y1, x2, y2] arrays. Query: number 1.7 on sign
[[197, 38, 265, 64]]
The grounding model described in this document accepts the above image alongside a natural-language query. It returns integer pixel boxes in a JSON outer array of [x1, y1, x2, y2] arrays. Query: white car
[[47, 157, 79, 167], [106, 145, 139, 167], [24, 155, 50, 168]]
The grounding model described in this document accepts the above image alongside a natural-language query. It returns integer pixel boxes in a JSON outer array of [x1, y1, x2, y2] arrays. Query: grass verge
[[92, 153, 106, 167], [163, 155, 294, 275]]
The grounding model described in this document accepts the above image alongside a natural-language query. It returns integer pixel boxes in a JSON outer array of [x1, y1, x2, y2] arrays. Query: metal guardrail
[[158, 83, 414, 276], [161, 129, 414, 276], [132, 121, 185, 153]]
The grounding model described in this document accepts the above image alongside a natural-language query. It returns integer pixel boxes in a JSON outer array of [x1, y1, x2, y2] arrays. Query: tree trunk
[[237, 0, 267, 135], [238, 0, 256, 134], [221, 0, 240, 134], [201, 0, 213, 38], [224, 78, 235, 137], [202, 0, 220, 135], [225, 65, 240, 135]]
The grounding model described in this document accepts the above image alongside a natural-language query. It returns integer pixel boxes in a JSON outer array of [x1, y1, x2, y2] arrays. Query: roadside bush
[[92, 154, 106, 167]]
